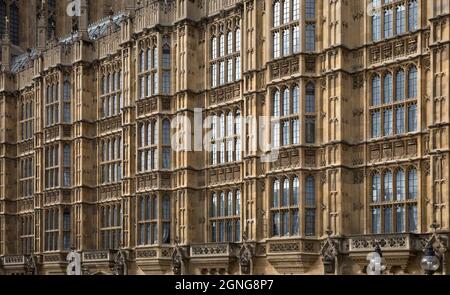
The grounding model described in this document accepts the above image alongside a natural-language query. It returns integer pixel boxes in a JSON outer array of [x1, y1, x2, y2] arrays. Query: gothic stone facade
[[0, 0, 449, 275]]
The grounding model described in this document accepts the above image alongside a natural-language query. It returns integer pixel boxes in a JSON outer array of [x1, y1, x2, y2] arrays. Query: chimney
[[79, 0, 89, 39], [125, 0, 136, 14], [36, 0, 47, 51], [1, 16, 11, 71]]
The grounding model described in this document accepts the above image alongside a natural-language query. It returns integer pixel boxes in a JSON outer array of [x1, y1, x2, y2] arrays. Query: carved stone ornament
[[25, 255, 38, 275], [239, 243, 254, 275], [172, 246, 185, 275], [112, 249, 128, 275], [320, 231, 339, 274]]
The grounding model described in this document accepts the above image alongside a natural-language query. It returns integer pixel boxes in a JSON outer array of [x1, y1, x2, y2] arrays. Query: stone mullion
[[244, 1, 255, 71], [32, 79, 44, 255]]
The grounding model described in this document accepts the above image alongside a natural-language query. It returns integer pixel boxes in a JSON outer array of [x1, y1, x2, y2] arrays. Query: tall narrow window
[[292, 85, 299, 114], [372, 172, 381, 203], [305, 176, 316, 236], [235, 56, 241, 80], [219, 61, 225, 85], [372, 75, 381, 105], [282, 88, 290, 116], [273, 179, 280, 208], [372, 11, 381, 41], [292, 176, 299, 205], [306, 83, 315, 113], [408, 104, 417, 132], [282, 0, 290, 24], [396, 5, 406, 34], [211, 64, 217, 88], [408, 204, 418, 232], [227, 32, 233, 55], [63, 144, 71, 187], [384, 207, 393, 233], [384, 109, 393, 136], [372, 208, 381, 234], [396, 106, 405, 134], [384, 171, 393, 201], [305, 176, 315, 206], [305, 0, 316, 19], [408, 66, 417, 98], [273, 90, 280, 117], [293, 0, 300, 20], [384, 73, 393, 103], [372, 111, 381, 138], [235, 28, 241, 52], [162, 40, 171, 68], [408, 1, 419, 31], [219, 34, 225, 57], [408, 168, 418, 200], [396, 169, 405, 201], [63, 210, 71, 250], [396, 205, 405, 232], [292, 119, 300, 145], [162, 37, 171, 94], [384, 9, 393, 38], [305, 25, 315, 51], [273, 1, 281, 27], [162, 195, 171, 244], [282, 179, 289, 207], [273, 32, 280, 58], [211, 37, 217, 59], [292, 25, 300, 53], [63, 75, 71, 123], [396, 71, 405, 100], [45, 208, 59, 251], [282, 29, 289, 56], [305, 117, 315, 143]]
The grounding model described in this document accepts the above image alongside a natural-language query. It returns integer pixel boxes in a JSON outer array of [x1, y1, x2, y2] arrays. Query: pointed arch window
[[219, 34, 225, 57], [273, 31, 280, 58], [227, 31, 233, 55], [282, 179, 289, 207], [235, 28, 241, 52]]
